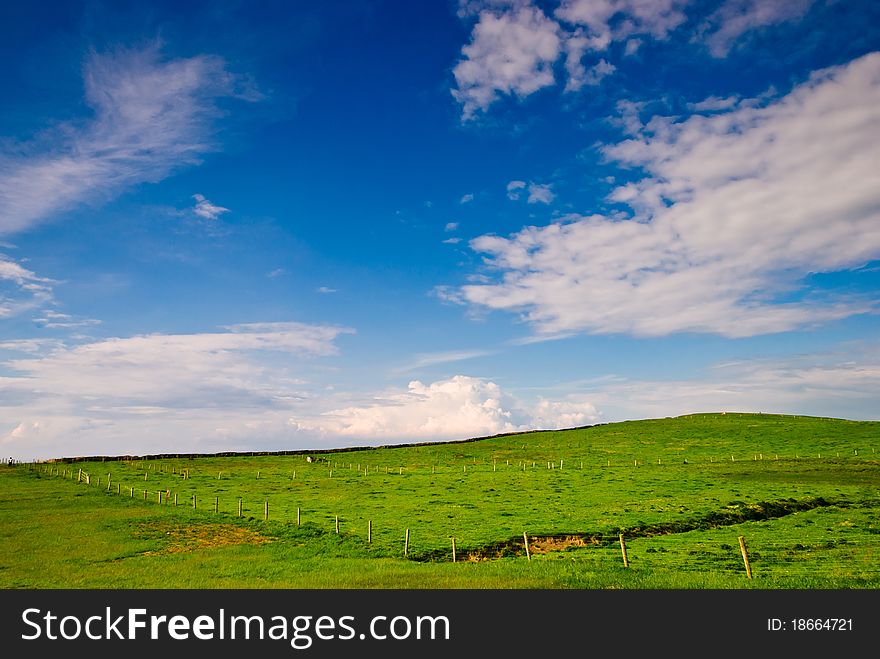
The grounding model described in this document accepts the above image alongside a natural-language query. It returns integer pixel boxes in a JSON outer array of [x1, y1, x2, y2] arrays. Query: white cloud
[[445, 222, 460, 232], [585, 344, 880, 422], [451, 0, 817, 119], [0, 322, 354, 459], [699, 0, 816, 58], [564, 30, 616, 92], [452, 4, 562, 120], [0, 255, 54, 319], [300, 375, 600, 441], [267, 268, 287, 278], [455, 53, 880, 338], [317, 286, 338, 294], [555, 0, 691, 49], [506, 180, 527, 200], [33, 310, 101, 329], [460, 193, 475, 204], [527, 182, 555, 204], [0, 43, 257, 236], [443, 237, 463, 245], [393, 349, 494, 374], [192, 193, 230, 220], [687, 95, 740, 112]]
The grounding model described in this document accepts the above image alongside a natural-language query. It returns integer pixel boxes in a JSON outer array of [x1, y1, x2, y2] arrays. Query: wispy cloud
[[526, 182, 555, 204], [455, 53, 880, 338], [555, 0, 691, 47], [506, 180, 526, 200], [393, 349, 494, 374], [584, 343, 880, 422], [699, 0, 816, 57], [317, 286, 338, 294], [507, 180, 554, 204], [33, 310, 101, 329], [0, 43, 258, 236], [445, 222, 460, 232], [460, 193, 475, 204], [0, 255, 55, 319], [0, 322, 354, 458], [192, 193, 230, 220]]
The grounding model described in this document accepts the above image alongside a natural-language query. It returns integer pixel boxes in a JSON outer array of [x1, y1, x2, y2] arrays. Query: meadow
[[1, 413, 878, 588]]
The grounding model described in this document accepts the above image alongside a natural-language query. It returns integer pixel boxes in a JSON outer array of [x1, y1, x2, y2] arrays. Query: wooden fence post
[[335, 514, 339, 534], [738, 536, 753, 579], [452, 537, 457, 563], [404, 528, 410, 557], [368, 520, 372, 544], [238, 498, 242, 517], [214, 496, 219, 514], [619, 533, 630, 567], [523, 532, 531, 562], [264, 501, 269, 521]]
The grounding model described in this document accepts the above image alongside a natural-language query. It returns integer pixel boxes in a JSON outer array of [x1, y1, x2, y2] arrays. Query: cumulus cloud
[[445, 222, 460, 232], [299, 375, 600, 441], [452, 4, 562, 120], [699, 0, 816, 57], [0, 43, 258, 236], [452, 1, 820, 118], [455, 53, 880, 338], [192, 194, 230, 220]]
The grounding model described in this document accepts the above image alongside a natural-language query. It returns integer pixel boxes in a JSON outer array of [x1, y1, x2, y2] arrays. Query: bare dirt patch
[[134, 522, 273, 555]]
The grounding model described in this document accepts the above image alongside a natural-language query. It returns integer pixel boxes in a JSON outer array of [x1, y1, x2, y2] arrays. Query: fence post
[[368, 519, 372, 544], [738, 536, 753, 579], [404, 528, 410, 557], [523, 532, 531, 562], [452, 537, 457, 563], [238, 498, 242, 518], [264, 501, 269, 521], [335, 515, 339, 534], [619, 533, 630, 567]]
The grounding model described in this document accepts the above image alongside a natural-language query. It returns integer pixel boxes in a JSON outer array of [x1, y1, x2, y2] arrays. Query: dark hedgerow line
[[409, 496, 870, 562]]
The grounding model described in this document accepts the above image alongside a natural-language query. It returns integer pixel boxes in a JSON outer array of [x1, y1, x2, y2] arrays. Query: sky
[[1, 0, 879, 461]]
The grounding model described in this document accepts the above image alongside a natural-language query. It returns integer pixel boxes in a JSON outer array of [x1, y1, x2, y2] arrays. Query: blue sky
[[1, 0, 879, 460]]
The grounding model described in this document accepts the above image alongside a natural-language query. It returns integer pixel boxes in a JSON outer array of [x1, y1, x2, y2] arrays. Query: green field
[[2, 413, 878, 588]]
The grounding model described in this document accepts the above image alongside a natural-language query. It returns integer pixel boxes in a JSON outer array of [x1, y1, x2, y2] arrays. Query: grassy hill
[[2, 413, 878, 588]]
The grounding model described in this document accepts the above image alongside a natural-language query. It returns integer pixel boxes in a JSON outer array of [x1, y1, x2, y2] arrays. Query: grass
[[1, 413, 878, 588]]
